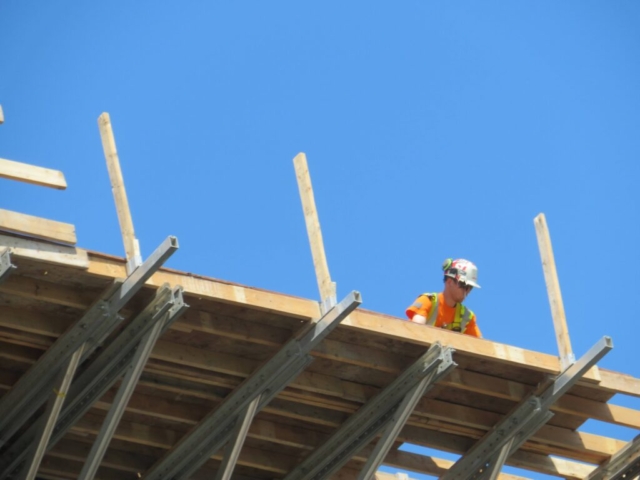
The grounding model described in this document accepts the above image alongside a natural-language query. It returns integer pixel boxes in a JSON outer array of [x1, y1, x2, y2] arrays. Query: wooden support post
[[293, 152, 336, 312], [0, 105, 4, 125], [97, 113, 141, 274], [534, 213, 598, 378]]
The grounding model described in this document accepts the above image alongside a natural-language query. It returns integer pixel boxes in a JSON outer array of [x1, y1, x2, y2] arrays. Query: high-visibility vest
[[423, 293, 473, 333]]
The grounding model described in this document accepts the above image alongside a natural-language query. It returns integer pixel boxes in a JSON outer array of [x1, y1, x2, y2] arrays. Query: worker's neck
[[442, 290, 457, 308]]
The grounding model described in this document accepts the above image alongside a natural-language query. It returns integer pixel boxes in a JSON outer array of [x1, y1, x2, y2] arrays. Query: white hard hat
[[443, 258, 481, 288]]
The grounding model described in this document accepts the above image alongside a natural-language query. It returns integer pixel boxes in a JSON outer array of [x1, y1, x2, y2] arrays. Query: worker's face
[[448, 278, 472, 303]]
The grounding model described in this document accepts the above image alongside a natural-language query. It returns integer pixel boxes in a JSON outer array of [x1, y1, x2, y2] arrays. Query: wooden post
[[0, 105, 4, 125], [534, 213, 578, 371], [98, 113, 141, 274], [293, 152, 336, 312]]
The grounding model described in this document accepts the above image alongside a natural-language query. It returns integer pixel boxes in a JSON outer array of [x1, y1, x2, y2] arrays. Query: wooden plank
[[293, 152, 335, 306], [97, 112, 140, 272], [0, 158, 67, 189], [0, 209, 76, 245], [0, 233, 88, 269], [0, 275, 96, 309], [71, 414, 297, 474], [535, 213, 601, 383]]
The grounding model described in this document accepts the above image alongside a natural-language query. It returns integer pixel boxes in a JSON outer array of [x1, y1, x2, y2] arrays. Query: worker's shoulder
[[418, 292, 438, 298]]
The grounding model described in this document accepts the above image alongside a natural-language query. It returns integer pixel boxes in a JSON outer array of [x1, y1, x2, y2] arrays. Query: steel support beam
[[17, 347, 84, 480], [0, 249, 16, 283], [79, 287, 187, 479], [586, 434, 640, 480], [214, 396, 262, 480], [356, 363, 445, 480], [142, 290, 362, 480], [441, 336, 613, 480], [283, 342, 456, 480], [0, 284, 186, 480], [0, 236, 177, 448]]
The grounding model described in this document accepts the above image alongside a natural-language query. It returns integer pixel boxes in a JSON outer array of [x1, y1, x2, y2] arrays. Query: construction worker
[[405, 258, 482, 338]]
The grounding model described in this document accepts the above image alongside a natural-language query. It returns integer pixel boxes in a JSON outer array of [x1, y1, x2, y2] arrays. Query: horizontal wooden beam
[[0, 158, 67, 189], [0, 234, 88, 269], [0, 209, 76, 245]]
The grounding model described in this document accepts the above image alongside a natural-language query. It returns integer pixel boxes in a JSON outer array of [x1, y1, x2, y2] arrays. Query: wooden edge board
[[0, 157, 67, 189], [0, 209, 76, 245], [0, 233, 88, 269]]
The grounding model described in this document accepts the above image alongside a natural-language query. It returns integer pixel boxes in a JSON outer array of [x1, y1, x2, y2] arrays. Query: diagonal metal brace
[[356, 350, 454, 480], [0, 284, 186, 480], [586, 433, 640, 480], [142, 290, 362, 480], [283, 343, 456, 480], [441, 336, 613, 480]]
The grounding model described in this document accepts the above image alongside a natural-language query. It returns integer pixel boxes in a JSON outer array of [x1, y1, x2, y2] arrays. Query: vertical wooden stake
[[534, 213, 579, 371], [293, 152, 336, 312], [98, 113, 141, 274]]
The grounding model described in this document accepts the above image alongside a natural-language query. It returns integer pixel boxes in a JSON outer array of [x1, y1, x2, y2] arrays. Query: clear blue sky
[[1, 2, 639, 479]]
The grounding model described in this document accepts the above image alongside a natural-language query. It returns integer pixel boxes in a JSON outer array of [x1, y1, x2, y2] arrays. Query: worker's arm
[[406, 294, 432, 324]]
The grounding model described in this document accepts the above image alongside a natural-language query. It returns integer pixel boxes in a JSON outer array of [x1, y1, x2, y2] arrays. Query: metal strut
[[0, 284, 187, 480], [283, 342, 456, 480], [586, 433, 640, 480], [440, 336, 613, 480], [141, 290, 362, 480]]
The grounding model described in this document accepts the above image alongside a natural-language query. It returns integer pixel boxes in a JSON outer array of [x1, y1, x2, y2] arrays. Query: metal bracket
[[0, 285, 186, 480], [141, 290, 362, 480], [283, 343, 456, 480], [0, 249, 16, 283], [586, 433, 640, 480], [440, 336, 613, 480]]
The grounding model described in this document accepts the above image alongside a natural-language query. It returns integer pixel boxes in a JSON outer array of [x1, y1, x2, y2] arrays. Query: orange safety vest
[[415, 293, 474, 333]]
